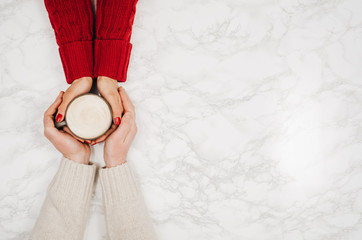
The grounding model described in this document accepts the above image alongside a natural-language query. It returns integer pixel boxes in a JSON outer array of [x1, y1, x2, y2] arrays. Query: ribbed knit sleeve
[[99, 163, 157, 240], [44, 0, 94, 84], [94, 0, 139, 82], [30, 157, 96, 240]]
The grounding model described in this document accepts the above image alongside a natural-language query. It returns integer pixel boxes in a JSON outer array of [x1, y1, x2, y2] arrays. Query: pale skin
[[55, 76, 123, 145], [44, 87, 137, 167]]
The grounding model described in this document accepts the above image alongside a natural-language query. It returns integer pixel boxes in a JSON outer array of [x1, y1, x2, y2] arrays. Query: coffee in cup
[[54, 93, 112, 140]]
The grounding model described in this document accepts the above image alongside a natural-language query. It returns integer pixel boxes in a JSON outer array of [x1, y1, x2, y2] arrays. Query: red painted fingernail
[[56, 114, 63, 122], [114, 117, 120, 125], [85, 140, 90, 144]]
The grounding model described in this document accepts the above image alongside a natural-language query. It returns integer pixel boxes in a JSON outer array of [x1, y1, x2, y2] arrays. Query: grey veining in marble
[[1, 0, 362, 239]]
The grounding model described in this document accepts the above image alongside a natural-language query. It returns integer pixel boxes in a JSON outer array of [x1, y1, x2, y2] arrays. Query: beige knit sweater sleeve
[[99, 163, 157, 240], [30, 157, 96, 240], [30, 158, 157, 240]]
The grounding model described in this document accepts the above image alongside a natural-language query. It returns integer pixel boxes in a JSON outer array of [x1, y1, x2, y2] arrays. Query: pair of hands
[[55, 76, 123, 145], [44, 86, 137, 167]]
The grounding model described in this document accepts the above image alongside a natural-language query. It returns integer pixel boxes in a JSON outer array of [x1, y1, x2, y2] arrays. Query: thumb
[[104, 92, 123, 125], [56, 91, 78, 122]]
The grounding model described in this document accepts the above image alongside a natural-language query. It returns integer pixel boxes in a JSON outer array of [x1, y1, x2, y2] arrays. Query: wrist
[[73, 76, 92, 85], [65, 154, 90, 165], [97, 76, 118, 88], [104, 156, 127, 168]]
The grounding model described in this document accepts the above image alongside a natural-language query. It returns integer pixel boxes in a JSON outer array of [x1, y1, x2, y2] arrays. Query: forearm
[[30, 157, 96, 240], [44, 0, 94, 83], [94, 0, 139, 82], [99, 163, 157, 240]]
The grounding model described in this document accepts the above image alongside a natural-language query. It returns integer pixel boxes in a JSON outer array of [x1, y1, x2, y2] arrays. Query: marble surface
[[1, 0, 362, 239]]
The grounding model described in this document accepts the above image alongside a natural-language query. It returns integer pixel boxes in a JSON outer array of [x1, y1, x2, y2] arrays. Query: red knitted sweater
[[44, 0, 138, 84]]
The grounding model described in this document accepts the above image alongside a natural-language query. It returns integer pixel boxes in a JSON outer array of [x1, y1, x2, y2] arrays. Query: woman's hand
[[44, 91, 91, 165], [103, 87, 137, 168], [55, 77, 93, 123], [55, 77, 93, 143], [89, 76, 123, 145]]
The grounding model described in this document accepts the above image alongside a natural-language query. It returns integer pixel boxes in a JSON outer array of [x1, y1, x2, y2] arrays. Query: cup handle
[[54, 119, 67, 129], [89, 78, 100, 96]]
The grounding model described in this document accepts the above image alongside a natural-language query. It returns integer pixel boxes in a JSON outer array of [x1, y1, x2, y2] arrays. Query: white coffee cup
[[54, 93, 113, 140]]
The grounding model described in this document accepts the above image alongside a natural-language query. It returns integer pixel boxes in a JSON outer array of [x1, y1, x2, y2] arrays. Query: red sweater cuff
[[94, 39, 133, 82], [59, 41, 94, 84]]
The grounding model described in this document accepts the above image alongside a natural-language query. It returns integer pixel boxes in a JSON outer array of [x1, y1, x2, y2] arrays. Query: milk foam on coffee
[[66, 95, 112, 139]]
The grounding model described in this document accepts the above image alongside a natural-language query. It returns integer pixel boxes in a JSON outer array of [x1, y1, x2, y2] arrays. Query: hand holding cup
[[103, 87, 137, 167], [44, 91, 91, 165]]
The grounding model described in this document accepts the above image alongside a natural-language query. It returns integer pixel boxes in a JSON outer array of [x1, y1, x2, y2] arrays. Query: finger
[[91, 124, 118, 145], [44, 91, 64, 128], [103, 91, 123, 125], [56, 90, 80, 122], [44, 91, 64, 117], [119, 87, 135, 116], [63, 126, 85, 143], [91, 124, 117, 145]]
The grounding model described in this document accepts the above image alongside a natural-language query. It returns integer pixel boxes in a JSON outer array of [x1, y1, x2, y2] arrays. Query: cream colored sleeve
[[99, 163, 157, 240], [30, 157, 96, 240]]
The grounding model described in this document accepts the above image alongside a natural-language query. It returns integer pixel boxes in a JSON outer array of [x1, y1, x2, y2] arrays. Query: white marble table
[[1, 0, 362, 239]]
